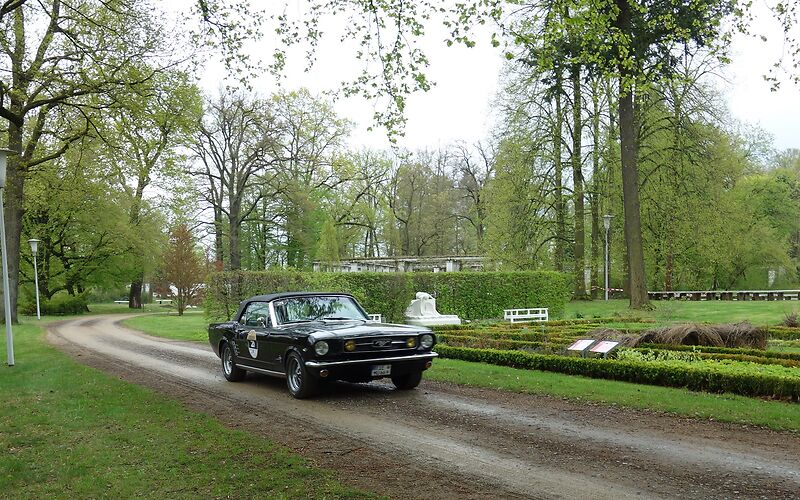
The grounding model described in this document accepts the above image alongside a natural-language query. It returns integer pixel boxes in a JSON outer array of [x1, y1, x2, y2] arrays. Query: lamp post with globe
[[28, 239, 41, 320]]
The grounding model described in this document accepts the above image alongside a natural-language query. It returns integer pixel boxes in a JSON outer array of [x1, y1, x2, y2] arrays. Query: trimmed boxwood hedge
[[436, 345, 800, 400], [638, 343, 800, 361], [633, 348, 800, 368], [767, 326, 800, 341], [205, 270, 571, 322]]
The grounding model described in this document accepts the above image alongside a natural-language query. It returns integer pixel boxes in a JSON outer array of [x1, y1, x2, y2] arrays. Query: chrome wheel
[[221, 343, 245, 382], [223, 346, 234, 375], [287, 356, 303, 394], [285, 352, 319, 399]]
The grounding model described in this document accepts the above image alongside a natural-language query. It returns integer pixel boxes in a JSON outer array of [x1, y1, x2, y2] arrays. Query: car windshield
[[273, 296, 368, 325]]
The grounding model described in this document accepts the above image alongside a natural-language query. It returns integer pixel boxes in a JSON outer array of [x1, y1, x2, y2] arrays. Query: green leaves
[[204, 270, 571, 323]]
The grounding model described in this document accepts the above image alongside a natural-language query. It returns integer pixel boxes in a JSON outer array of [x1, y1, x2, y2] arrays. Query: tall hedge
[[205, 270, 570, 322]]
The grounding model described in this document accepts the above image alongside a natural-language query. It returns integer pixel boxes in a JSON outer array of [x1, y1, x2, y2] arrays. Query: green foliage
[[436, 345, 800, 400], [766, 326, 800, 341], [20, 293, 88, 316], [205, 270, 571, 322]]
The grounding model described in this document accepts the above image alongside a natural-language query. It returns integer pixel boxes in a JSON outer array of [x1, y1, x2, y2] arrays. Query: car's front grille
[[353, 336, 415, 352]]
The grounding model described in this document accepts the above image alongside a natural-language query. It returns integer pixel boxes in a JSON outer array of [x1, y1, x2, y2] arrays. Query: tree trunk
[[128, 276, 143, 309], [5, 121, 25, 324], [128, 173, 147, 308], [590, 79, 602, 299], [615, 0, 649, 309], [229, 211, 241, 270], [618, 84, 649, 308], [214, 206, 225, 270], [553, 67, 566, 272], [571, 63, 585, 297]]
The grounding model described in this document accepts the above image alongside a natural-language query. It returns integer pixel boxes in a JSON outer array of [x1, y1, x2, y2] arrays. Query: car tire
[[286, 352, 319, 399], [391, 371, 423, 390], [221, 342, 246, 382]]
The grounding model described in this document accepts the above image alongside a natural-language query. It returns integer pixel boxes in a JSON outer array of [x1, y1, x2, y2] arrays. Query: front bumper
[[304, 352, 438, 368]]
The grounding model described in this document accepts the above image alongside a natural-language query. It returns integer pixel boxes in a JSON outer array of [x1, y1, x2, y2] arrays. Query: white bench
[[504, 308, 549, 323], [367, 314, 383, 323]]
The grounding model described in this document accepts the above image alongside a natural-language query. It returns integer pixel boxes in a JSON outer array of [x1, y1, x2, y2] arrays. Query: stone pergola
[[313, 256, 487, 273]]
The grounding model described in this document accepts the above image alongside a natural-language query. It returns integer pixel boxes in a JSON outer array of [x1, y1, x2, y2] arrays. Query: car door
[[254, 313, 284, 372], [237, 302, 271, 369]]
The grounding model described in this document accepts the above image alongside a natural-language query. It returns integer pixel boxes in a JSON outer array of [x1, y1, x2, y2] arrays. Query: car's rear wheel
[[286, 352, 319, 399], [391, 370, 423, 390], [221, 342, 246, 382]]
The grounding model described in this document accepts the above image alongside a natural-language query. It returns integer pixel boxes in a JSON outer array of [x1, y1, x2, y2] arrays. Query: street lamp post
[[0, 149, 15, 366], [28, 239, 41, 320], [603, 214, 614, 301]]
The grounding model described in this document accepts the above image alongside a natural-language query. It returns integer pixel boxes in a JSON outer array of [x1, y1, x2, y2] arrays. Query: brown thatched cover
[[588, 322, 767, 349]]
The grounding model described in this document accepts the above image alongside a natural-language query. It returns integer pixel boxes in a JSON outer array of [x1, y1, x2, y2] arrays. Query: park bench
[[367, 313, 383, 323], [503, 308, 549, 323]]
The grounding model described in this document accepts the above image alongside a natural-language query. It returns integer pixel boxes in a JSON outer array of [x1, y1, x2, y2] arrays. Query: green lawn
[[87, 302, 172, 315], [0, 321, 370, 498], [122, 311, 208, 342], [565, 298, 799, 325]]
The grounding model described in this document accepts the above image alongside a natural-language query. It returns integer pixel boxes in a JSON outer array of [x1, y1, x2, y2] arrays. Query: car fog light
[[344, 340, 356, 351], [420, 334, 434, 349], [406, 337, 417, 348], [314, 341, 329, 356]]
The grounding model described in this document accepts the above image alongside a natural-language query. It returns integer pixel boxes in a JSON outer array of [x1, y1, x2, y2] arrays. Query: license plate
[[371, 364, 391, 376]]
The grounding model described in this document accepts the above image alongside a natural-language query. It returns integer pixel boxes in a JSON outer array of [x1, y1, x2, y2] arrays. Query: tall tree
[[0, 0, 180, 322], [101, 69, 202, 308], [191, 91, 274, 270]]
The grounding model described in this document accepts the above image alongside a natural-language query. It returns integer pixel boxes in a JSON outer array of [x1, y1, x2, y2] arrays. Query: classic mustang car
[[208, 292, 438, 398]]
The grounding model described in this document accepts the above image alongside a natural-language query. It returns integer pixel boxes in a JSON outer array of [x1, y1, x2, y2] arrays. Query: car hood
[[278, 320, 431, 340]]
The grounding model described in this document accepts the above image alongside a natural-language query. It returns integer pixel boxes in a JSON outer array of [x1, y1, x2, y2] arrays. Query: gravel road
[[48, 315, 800, 499]]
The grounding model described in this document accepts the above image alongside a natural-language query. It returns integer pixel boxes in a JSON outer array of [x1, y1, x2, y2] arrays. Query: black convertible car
[[208, 292, 438, 398]]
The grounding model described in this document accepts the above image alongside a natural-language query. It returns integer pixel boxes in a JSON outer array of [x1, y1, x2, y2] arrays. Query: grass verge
[[426, 358, 800, 431], [0, 322, 370, 498]]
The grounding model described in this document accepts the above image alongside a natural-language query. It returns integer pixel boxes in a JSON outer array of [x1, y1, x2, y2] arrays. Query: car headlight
[[314, 341, 330, 356], [420, 334, 434, 349], [406, 337, 417, 348], [344, 339, 356, 352]]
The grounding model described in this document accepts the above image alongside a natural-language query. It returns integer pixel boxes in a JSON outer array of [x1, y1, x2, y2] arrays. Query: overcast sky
[[187, 2, 799, 154]]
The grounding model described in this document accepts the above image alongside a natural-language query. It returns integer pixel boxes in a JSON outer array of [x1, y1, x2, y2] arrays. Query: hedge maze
[[433, 319, 800, 401]]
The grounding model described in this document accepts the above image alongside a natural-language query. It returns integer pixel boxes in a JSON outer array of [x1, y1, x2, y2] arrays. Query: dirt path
[[48, 315, 800, 499]]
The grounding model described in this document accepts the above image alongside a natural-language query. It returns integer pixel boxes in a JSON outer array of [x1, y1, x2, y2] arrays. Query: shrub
[[768, 326, 800, 341], [205, 270, 571, 322], [782, 312, 799, 328], [436, 345, 800, 400], [20, 293, 88, 316]]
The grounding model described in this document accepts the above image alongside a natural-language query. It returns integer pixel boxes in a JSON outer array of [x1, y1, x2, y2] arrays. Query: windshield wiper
[[321, 316, 364, 321]]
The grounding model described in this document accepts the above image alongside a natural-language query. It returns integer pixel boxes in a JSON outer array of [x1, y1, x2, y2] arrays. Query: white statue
[[405, 292, 461, 326]]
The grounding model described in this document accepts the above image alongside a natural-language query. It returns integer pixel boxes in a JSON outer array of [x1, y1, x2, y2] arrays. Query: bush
[[436, 345, 800, 400], [768, 326, 800, 341], [205, 270, 571, 322], [20, 293, 88, 316]]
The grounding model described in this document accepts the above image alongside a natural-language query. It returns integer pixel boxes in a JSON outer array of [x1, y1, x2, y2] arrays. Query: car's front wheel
[[391, 370, 423, 390], [221, 342, 246, 382], [286, 352, 319, 399]]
